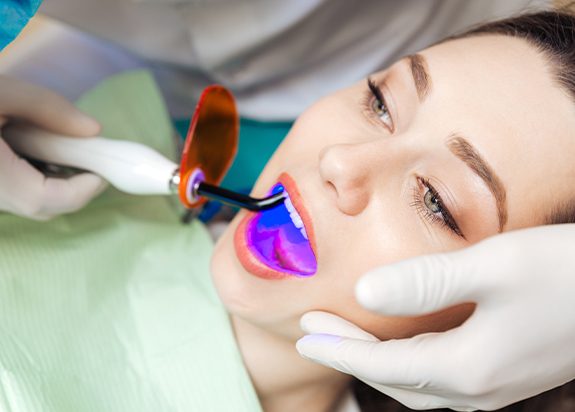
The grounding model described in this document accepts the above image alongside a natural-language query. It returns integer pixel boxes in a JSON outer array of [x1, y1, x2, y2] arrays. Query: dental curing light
[[3, 85, 285, 212]]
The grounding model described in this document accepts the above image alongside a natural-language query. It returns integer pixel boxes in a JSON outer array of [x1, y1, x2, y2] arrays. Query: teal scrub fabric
[[0, 0, 43, 50], [0, 71, 262, 412]]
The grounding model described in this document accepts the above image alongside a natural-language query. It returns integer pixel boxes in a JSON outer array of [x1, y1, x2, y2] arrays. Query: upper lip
[[277, 172, 317, 260]]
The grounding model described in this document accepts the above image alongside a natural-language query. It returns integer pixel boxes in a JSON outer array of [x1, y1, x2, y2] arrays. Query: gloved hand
[[0, 76, 106, 220], [297, 225, 575, 411]]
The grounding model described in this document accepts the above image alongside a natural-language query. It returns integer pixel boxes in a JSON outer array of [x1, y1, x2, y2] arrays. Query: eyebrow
[[447, 135, 508, 231], [407, 54, 431, 101]]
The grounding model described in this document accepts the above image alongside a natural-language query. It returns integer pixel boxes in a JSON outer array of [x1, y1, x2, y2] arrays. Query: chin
[[210, 214, 253, 315], [209, 212, 316, 340]]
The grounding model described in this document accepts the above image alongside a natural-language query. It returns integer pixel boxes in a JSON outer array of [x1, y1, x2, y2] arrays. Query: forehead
[[421, 35, 575, 228]]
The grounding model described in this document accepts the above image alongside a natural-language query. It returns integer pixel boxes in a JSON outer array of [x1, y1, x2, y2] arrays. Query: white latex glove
[[297, 225, 575, 411], [0, 76, 106, 220]]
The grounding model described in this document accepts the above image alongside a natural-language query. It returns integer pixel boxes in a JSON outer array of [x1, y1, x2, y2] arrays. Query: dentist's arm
[[0, 76, 106, 220], [297, 225, 575, 411]]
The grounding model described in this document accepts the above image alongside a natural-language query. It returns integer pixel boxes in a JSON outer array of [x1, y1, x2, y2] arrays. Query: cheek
[[264, 94, 355, 165]]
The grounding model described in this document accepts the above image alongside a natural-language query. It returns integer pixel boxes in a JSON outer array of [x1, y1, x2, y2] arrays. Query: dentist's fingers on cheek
[[356, 249, 477, 317], [300, 311, 378, 341]]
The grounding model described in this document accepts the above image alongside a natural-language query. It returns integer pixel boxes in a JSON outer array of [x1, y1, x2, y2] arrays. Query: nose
[[319, 142, 379, 215]]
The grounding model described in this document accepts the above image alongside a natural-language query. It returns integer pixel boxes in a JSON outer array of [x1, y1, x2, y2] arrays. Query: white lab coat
[[12, 0, 548, 120]]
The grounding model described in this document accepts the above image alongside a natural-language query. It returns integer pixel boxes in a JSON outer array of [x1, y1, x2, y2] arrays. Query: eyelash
[[363, 77, 394, 132], [364, 78, 463, 239], [411, 177, 465, 239]]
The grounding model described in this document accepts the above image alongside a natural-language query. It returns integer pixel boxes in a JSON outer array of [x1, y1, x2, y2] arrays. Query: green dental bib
[[0, 71, 261, 412]]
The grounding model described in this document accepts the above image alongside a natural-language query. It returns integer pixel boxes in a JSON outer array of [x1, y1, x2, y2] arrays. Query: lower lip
[[235, 213, 289, 279], [234, 176, 316, 280]]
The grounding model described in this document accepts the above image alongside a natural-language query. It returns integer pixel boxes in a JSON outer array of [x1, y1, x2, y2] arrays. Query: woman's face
[[211, 35, 575, 342]]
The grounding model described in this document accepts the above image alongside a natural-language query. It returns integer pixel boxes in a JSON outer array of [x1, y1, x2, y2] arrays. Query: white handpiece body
[[3, 124, 178, 195]]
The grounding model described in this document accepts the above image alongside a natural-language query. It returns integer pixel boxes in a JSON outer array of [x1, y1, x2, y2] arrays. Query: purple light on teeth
[[246, 183, 317, 276]]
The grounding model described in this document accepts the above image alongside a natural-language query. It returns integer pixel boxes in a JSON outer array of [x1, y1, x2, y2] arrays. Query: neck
[[231, 315, 351, 412]]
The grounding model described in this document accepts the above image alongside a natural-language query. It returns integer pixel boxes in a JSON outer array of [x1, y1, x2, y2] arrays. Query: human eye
[[411, 177, 465, 239], [363, 77, 394, 132]]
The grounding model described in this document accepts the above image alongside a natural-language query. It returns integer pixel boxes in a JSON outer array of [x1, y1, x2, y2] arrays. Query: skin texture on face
[[211, 35, 575, 347]]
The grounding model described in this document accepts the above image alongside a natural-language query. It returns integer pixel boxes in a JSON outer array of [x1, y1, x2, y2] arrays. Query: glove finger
[[300, 311, 378, 341], [0, 77, 100, 136], [34, 173, 108, 218], [303, 336, 479, 412], [296, 330, 461, 388], [356, 249, 482, 317], [0, 139, 106, 219]]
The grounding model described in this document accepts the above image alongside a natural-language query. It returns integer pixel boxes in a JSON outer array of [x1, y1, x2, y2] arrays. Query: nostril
[[324, 180, 338, 199]]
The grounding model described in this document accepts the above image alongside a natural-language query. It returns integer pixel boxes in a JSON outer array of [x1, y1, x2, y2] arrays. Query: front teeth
[[284, 193, 308, 240]]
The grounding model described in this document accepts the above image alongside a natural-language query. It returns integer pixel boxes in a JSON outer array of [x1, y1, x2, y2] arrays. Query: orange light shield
[[179, 85, 239, 208]]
